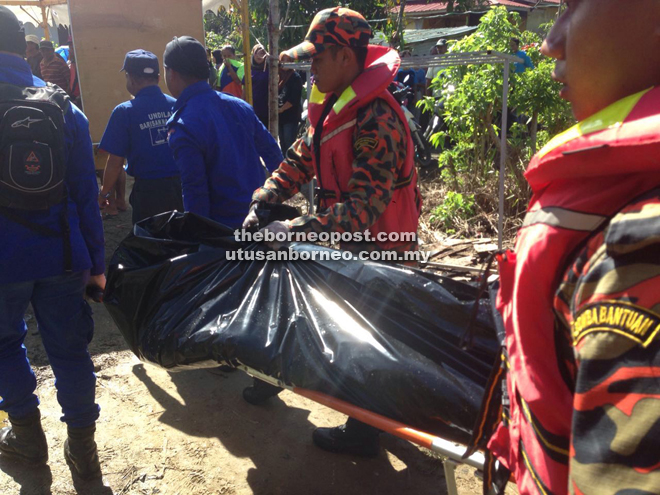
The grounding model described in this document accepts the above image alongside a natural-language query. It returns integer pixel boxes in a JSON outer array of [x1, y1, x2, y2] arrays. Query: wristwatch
[[99, 191, 111, 199]]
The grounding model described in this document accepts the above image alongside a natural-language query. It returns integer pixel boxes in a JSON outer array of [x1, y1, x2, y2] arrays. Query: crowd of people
[[1, 2, 660, 494]]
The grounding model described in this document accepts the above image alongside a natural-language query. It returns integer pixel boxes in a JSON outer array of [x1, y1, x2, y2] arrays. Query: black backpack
[[0, 83, 73, 271]]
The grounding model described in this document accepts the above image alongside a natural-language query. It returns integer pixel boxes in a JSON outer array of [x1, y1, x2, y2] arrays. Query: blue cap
[[121, 49, 160, 76]]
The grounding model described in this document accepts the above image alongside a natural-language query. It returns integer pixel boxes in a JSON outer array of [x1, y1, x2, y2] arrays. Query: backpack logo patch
[[24, 151, 41, 174], [11, 116, 43, 129]]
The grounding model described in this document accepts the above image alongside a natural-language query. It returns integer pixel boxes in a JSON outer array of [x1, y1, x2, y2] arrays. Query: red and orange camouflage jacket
[[554, 188, 660, 494], [251, 97, 420, 254]]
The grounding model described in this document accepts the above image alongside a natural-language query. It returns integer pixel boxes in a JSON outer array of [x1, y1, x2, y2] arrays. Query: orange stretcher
[[239, 366, 495, 495]]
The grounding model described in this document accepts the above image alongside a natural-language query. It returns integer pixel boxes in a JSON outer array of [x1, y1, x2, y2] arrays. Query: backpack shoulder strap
[[0, 82, 70, 114]]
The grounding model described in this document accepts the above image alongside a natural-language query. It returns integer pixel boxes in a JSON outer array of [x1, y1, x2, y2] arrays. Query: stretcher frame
[[239, 365, 498, 495]]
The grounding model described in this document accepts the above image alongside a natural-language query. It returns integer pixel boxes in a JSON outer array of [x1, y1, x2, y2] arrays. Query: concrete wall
[[526, 7, 559, 33]]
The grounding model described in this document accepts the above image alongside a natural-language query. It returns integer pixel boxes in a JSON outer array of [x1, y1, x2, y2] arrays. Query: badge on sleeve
[[573, 301, 660, 347], [354, 136, 378, 151]]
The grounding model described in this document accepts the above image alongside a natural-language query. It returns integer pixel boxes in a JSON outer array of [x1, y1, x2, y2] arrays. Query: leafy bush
[[430, 192, 476, 233], [425, 7, 574, 233]]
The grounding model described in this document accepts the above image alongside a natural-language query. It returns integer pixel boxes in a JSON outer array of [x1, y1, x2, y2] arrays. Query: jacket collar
[[135, 85, 165, 99], [526, 86, 660, 191], [173, 80, 214, 111], [308, 45, 399, 126]]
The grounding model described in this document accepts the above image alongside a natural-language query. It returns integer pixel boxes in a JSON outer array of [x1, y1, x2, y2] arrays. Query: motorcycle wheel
[[414, 132, 435, 169]]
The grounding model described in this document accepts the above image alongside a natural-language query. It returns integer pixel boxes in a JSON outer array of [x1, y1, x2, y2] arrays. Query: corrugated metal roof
[[403, 25, 478, 44], [390, 0, 560, 15], [402, 2, 448, 13]]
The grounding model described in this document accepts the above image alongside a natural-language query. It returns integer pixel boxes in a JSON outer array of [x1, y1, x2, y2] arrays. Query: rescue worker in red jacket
[[466, 2, 660, 494], [241, 7, 421, 457]]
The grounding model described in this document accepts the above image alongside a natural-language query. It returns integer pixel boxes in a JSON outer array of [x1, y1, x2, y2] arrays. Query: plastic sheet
[[104, 212, 498, 444]]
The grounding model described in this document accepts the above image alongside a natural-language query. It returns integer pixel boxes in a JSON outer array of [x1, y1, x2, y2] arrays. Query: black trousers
[[130, 175, 183, 225]]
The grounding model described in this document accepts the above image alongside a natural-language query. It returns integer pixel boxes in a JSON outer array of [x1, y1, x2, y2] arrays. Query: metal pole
[[241, 0, 252, 105], [267, 0, 280, 139], [443, 460, 459, 495], [498, 61, 509, 251], [306, 68, 315, 213]]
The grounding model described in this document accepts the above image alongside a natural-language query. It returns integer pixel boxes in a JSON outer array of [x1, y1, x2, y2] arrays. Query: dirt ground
[[0, 177, 515, 495]]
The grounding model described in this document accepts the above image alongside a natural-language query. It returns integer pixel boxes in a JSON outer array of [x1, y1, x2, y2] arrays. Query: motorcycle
[[423, 83, 454, 152]]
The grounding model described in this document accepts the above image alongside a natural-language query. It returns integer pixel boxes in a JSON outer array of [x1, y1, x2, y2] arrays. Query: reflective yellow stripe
[[520, 444, 550, 495], [538, 88, 651, 158], [522, 207, 606, 231], [333, 86, 357, 115], [310, 84, 326, 105], [320, 119, 357, 145], [520, 398, 569, 458]]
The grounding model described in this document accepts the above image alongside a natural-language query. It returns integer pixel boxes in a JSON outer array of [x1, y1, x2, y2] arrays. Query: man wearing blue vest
[[0, 6, 105, 480], [99, 49, 183, 224], [163, 36, 283, 229]]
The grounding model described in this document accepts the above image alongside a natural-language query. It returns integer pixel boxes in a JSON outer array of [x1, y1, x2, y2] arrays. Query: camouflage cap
[[282, 7, 372, 61]]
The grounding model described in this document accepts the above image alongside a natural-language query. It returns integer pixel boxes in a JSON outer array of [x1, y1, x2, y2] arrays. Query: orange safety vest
[[306, 46, 421, 251], [468, 86, 660, 494]]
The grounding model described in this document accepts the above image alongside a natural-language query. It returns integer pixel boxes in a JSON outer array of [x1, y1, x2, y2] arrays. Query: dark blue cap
[[121, 49, 160, 76], [0, 6, 26, 55], [163, 36, 209, 80]]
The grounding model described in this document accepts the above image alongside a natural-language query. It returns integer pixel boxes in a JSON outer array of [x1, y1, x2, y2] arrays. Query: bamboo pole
[[20, 5, 42, 25], [0, 1, 67, 40], [267, 0, 279, 139], [241, 0, 252, 104], [0, 0, 66, 5], [395, 0, 406, 47], [40, 4, 49, 40]]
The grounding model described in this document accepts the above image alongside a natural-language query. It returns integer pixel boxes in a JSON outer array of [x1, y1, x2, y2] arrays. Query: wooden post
[[267, 0, 279, 139], [40, 4, 50, 41], [395, 0, 406, 47], [241, 0, 252, 104]]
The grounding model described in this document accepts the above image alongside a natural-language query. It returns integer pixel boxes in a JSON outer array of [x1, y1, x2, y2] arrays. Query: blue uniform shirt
[[167, 81, 283, 229], [0, 53, 104, 284], [99, 85, 179, 180]]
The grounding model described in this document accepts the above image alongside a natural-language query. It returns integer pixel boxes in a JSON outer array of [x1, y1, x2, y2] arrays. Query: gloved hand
[[260, 220, 291, 250], [242, 206, 260, 229]]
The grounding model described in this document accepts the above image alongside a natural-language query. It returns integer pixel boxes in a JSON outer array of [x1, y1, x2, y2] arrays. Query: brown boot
[[63, 424, 101, 480], [0, 409, 49, 464]]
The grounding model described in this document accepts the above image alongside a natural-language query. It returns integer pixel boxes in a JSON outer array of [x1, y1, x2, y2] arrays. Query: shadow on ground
[[134, 364, 446, 495]]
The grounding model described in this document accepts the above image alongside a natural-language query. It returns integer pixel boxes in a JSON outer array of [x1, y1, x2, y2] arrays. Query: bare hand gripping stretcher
[[104, 212, 498, 490]]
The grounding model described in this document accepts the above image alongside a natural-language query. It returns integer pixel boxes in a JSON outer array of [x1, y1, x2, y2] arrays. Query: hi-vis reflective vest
[[467, 86, 660, 495], [306, 45, 420, 251]]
